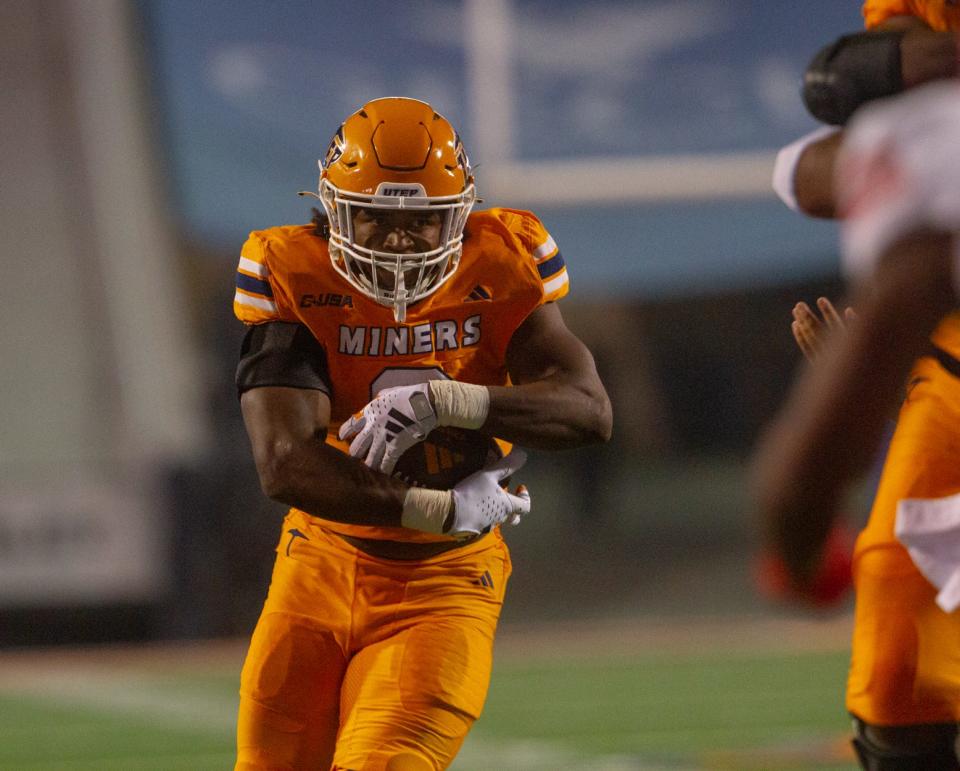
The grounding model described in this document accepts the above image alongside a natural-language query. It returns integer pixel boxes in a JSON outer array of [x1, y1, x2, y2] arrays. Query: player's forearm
[[482, 376, 612, 450], [752, 383, 881, 585], [793, 132, 843, 219], [900, 29, 959, 87], [255, 437, 408, 526], [753, 232, 955, 583]]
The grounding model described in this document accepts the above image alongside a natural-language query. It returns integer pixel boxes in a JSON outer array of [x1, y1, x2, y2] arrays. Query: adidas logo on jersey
[[464, 285, 492, 302], [473, 570, 495, 589], [338, 315, 481, 356]]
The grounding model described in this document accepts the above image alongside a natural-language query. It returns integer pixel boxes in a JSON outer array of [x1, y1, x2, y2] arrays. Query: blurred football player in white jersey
[[759, 3, 960, 766], [756, 80, 960, 770]]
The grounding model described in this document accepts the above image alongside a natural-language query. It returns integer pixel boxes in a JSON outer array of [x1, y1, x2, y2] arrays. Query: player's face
[[352, 208, 443, 254], [351, 208, 445, 293]]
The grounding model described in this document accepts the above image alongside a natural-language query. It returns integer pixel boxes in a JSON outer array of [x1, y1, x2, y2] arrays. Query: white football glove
[[448, 450, 531, 537], [338, 383, 438, 474]]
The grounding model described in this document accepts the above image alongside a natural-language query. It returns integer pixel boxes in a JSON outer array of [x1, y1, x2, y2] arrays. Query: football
[[392, 426, 502, 490]]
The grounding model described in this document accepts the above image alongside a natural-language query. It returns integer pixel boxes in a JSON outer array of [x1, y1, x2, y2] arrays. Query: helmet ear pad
[[316, 98, 476, 321]]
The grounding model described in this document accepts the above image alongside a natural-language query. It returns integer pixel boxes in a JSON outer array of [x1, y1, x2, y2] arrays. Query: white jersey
[[837, 81, 960, 288]]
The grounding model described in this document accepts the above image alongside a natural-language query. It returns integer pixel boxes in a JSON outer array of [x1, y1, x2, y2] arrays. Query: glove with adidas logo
[[340, 380, 490, 475], [339, 383, 438, 474]]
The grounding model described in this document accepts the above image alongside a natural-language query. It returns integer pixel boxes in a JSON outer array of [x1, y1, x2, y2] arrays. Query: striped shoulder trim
[[235, 250, 277, 315], [238, 256, 268, 278], [236, 271, 274, 299], [532, 234, 559, 263], [542, 267, 569, 299], [529, 232, 568, 300], [235, 261, 277, 315], [234, 289, 277, 313], [536, 250, 566, 281]]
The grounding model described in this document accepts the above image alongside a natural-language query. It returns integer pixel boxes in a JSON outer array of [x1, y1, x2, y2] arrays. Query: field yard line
[[4, 668, 238, 734], [492, 613, 854, 662], [454, 734, 692, 770]]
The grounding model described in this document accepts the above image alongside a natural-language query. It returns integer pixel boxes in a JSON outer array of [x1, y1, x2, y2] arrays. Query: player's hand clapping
[[791, 296, 856, 363]]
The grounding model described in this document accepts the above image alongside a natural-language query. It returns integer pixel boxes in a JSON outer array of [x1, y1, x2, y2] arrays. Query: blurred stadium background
[[2, 1, 871, 768]]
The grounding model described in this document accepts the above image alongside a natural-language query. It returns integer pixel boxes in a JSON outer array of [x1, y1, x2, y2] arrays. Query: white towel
[[895, 492, 960, 613]]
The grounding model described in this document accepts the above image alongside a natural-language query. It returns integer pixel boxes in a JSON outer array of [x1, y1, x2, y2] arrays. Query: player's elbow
[[802, 30, 906, 126], [794, 185, 837, 219], [594, 392, 614, 444], [581, 387, 613, 445], [253, 439, 302, 502]]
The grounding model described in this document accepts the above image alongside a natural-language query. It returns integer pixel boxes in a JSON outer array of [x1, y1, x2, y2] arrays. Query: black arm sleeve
[[236, 321, 332, 398], [802, 30, 906, 126]]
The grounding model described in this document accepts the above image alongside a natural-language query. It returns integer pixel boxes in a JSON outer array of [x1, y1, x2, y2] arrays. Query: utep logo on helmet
[[377, 183, 426, 198], [323, 125, 345, 168]]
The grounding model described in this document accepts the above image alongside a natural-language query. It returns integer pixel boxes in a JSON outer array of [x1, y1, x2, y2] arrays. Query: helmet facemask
[[320, 179, 476, 322]]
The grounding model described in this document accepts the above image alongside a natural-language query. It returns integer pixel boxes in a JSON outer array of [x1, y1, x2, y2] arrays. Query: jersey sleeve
[[862, 0, 914, 29], [508, 210, 570, 303], [234, 232, 281, 324]]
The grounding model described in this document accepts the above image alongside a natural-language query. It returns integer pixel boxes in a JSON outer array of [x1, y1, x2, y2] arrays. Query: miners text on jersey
[[338, 315, 481, 356]]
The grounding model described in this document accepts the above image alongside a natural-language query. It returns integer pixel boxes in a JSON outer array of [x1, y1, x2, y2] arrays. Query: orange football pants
[[847, 355, 960, 725], [235, 509, 511, 771]]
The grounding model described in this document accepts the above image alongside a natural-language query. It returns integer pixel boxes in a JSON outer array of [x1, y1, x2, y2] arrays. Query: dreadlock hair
[[310, 207, 329, 238]]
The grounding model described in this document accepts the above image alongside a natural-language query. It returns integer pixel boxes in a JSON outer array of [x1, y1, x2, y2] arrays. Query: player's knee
[[360, 743, 456, 770], [331, 751, 434, 771], [383, 751, 435, 771], [235, 746, 295, 771], [852, 716, 959, 770]]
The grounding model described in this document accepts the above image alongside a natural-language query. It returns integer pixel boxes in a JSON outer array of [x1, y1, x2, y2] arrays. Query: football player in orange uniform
[[760, 3, 960, 767], [232, 97, 611, 771]]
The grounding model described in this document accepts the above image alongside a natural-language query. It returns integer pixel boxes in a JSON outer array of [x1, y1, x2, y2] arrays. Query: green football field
[[0, 616, 858, 770]]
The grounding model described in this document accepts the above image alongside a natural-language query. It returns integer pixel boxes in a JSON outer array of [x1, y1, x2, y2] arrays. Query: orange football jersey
[[234, 207, 569, 543], [863, 0, 960, 30]]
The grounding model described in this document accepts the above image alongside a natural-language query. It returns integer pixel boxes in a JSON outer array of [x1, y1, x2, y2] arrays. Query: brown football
[[392, 426, 502, 490]]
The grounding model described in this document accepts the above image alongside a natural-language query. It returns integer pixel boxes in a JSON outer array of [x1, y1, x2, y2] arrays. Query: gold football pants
[[235, 510, 511, 770], [848, 355, 960, 725]]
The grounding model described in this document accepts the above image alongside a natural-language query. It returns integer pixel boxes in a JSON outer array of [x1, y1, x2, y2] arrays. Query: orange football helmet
[[313, 97, 476, 321]]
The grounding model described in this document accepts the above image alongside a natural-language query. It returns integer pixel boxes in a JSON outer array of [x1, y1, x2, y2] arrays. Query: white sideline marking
[[4, 668, 237, 733], [455, 734, 690, 770]]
